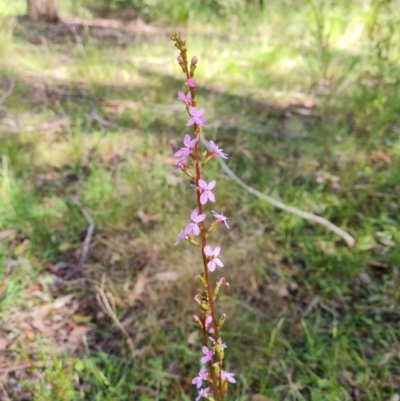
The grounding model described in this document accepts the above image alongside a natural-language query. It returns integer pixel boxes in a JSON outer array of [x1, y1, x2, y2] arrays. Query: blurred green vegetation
[[0, 0, 399, 400]]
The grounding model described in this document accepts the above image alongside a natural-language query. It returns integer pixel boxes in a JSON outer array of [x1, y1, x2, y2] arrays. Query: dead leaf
[[165, 174, 183, 186], [22, 328, 35, 341], [127, 271, 147, 306], [68, 325, 91, 345], [154, 271, 178, 282], [250, 395, 275, 401], [278, 285, 289, 298], [0, 338, 8, 351], [187, 331, 199, 345], [53, 295, 73, 309], [137, 209, 159, 225], [0, 230, 16, 241]]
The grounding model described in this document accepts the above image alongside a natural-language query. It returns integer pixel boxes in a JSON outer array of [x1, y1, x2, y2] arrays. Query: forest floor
[[0, 2, 399, 401]]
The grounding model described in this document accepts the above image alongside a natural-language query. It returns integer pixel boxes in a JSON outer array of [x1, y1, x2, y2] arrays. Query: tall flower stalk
[[170, 33, 235, 401]]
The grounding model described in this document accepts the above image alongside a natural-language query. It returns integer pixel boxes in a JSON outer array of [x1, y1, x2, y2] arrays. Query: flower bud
[[193, 314, 203, 329], [191, 56, 198, 66], [218, 313, 226, 329], [193, 272, 207, 286], [213, 362, 220, 377], [177, 56, 184, 64], [186, 78, 196, 89]]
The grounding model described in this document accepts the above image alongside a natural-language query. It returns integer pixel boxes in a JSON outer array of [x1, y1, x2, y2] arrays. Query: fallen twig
[[71, 199, 94, 268], [200, 134, 355, 247]]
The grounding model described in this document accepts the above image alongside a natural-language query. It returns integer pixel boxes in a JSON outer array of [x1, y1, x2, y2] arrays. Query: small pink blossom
[[174, 229, 187, 245], [193, 315, 200, 323], [185, 209, 206, 236], [192, 367, 208, 389], [204, 245, 224, 272], [171, 158, 187, 172], [196, 387, 210, 401], [191, 56, 198, 66], [174, 134, 198, 158], [187, 107, 205, 127], [177, 91, 192, 106], [177, 56, 184, 64], [212, 211, 230, 229], [198, 179, 216, 205], [201, 346, 213, 364], [209, 140, 228, 159], [186, 78, 196, 89], [221, 370, 236, 383]]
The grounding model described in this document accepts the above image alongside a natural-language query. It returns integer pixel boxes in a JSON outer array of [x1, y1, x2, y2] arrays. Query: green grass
[[0, 1, 399, 400]]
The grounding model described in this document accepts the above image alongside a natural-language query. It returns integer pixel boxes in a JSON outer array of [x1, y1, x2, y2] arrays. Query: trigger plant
[[170, 33, 235, 401]]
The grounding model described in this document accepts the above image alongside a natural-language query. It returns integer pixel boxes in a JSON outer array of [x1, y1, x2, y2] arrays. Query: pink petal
[[208, 191, 215, 202], [184, 224, 192, 235], [200, 192, 208, 204], [177, 91, 185, 101], [215, 258, 224, 267], [203, 245, 213, 257], [205, 315, 212, 327], [209, 140, 217, 150], [190, 209, 198, 220], [174, 149, 185, 158], [189, 106, 197, 116], [213, 246, 221, 257], [195, 213, 206, 223], [197, 108, 205, 117], [198, 179, 207, 189], [208, 259, 216, 272], [193, 225, 200, 236], [208, 180, 216, 190], [189, 137, 198, 147], [187, 118, 195, 126], [183, 134, 191, 146]]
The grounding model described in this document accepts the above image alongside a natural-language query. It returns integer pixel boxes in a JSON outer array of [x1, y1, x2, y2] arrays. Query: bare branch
[[200, 134, 355, 247]]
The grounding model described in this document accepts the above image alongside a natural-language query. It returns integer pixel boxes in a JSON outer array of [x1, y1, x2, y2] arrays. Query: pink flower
[[185, 209, 206, 236], [174, 229, 187, 245], [201, 346, 213, 364], [186, 78, 196, 89], [196, 387, 210, 401], [187, 107, 205, 127], [221, 370, 236, 383], [212, 211, 230, 229], [177, 91, 192, 106], [204, 245, 224, 272], [209, 140, 228, 159], [198, 179, 216, 204], [192, 367, 208, 389], [171, 158, 187, 172], [174, 134, 198, 158]]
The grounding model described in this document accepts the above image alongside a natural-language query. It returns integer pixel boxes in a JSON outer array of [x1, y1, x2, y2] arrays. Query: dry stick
[[200, 134, 356, 248], [71, 199, 95, 268]]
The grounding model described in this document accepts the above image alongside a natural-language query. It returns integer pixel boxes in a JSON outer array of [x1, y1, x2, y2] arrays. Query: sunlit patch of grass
[[0, 1, 399, 400]]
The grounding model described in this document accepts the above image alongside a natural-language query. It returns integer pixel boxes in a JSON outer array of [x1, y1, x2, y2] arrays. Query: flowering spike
[[170, 35, 235, 400]]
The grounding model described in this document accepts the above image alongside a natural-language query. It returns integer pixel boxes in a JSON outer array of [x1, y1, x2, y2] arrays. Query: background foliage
[[0, 0, 399, 400]]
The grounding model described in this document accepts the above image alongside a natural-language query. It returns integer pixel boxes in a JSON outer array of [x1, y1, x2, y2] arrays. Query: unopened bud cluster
[[170, 33, 235, 401]]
